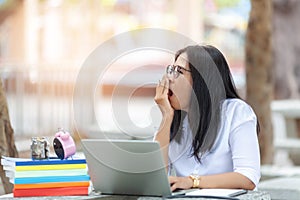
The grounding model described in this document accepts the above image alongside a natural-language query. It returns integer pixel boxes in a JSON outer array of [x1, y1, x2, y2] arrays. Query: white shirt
[[168, 98, 261, 186]]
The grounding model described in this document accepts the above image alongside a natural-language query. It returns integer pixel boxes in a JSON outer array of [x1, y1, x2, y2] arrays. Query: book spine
[[14, 175, 90, 184], [13, 186, 89, 197], [12, 168, 88, 178], [15, 159, 86, 166], [15, 163, 87, 171], [14, 181, 90, 189]]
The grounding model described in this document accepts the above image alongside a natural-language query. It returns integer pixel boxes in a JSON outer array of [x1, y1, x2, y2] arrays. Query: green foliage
[[213, 0, 241, 9], [0, 0, 18, 11]]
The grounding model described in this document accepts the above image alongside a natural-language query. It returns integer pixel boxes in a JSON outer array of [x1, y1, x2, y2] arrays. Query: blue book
[[14, 175, 90, 184], [1, 156, 86, 166]]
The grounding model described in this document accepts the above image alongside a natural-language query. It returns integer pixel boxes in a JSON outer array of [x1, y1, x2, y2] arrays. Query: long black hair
[[170, 45, 250, 162]]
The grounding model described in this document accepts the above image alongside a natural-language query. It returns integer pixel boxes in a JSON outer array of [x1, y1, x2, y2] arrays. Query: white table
[[0, 190, 271, 200]]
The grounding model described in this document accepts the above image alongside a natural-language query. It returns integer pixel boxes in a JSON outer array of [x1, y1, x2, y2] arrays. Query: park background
[[0, 0, 300, 196]]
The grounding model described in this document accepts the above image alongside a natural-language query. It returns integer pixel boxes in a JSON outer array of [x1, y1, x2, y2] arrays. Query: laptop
[[81, 139, 178, 197]]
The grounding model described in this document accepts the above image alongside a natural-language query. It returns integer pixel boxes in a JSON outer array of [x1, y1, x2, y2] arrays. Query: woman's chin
[[169, 98, 189, 111], [169, 97, 180, 110]]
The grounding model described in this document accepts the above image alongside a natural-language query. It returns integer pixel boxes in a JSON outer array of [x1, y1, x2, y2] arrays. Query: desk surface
[[0, 190, 270, 200]]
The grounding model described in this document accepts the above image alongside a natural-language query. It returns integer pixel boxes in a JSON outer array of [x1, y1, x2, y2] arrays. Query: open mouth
[[168, 89, 173, 97]]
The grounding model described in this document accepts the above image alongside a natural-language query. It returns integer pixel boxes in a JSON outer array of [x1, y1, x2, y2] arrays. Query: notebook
[[81, 139, 177, 197], [185, 188, 247, 198]]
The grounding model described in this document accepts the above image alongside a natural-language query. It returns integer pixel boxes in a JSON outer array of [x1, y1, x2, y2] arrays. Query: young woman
[[154, 45, 260, 191]]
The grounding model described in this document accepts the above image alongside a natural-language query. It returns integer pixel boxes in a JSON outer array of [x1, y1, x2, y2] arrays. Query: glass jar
[[31, 137, 50, 160]]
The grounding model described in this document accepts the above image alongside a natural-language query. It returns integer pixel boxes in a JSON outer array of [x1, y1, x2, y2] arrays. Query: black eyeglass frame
[[166, 65, 192, 79]]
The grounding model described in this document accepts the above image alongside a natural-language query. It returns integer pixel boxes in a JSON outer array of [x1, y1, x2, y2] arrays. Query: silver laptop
[[81, 139, 174, 197]]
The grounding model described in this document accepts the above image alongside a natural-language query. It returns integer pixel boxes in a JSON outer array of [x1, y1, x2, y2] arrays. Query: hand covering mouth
[[168, 89, 173, 96]]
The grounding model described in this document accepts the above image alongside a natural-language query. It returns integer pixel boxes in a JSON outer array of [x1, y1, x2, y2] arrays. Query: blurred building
[[0, 0, 248, 139]]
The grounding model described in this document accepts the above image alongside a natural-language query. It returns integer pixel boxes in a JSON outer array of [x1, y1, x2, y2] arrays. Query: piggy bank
[[53, 129, 76, 159]]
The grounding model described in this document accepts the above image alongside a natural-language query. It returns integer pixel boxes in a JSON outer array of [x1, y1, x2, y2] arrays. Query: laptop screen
[[81, 139, 172, 197]]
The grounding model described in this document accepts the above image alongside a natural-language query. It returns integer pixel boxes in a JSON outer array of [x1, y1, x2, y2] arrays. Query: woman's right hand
[[154, 75, 173, 168], [154, 75, 174, 118]]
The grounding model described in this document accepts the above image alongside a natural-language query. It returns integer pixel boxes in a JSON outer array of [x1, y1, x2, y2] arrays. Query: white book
[[185, 189, 247, 198], [5, 168, 88, 178]]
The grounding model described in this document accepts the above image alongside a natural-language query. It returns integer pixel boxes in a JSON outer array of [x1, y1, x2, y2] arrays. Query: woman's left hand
[[169, 176, 193, 191]]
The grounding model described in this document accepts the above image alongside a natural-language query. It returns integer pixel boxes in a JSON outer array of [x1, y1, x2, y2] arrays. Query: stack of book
[[1, 156, 90, 197]]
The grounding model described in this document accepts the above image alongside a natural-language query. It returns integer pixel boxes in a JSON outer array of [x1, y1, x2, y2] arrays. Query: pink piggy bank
[[53, 129, 76, 159]]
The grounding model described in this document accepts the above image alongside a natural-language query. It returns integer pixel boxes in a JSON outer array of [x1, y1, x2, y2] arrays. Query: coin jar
[[31, 137, 50, 160]]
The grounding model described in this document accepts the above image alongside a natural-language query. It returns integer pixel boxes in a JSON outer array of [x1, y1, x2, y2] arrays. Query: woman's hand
[[154, 75, 174, 169], [169, 176, 193, 191], [154, 75, 174, 117]]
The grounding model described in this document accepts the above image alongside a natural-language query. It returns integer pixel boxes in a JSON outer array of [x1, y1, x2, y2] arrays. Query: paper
[[185, 189, 247, 197]]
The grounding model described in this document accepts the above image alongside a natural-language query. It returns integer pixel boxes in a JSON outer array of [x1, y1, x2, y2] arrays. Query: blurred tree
[[0, 0, 21, 194], [0, 80, 18, 193], [273, 0, 300, 164], [273, 0, 300, 99], [213, 0, 240, 8], [245, 0, 273, 164], [0, 0, 20, 24]]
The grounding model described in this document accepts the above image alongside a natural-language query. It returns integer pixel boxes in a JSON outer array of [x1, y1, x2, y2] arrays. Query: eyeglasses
[[166, 65, 192, 79]]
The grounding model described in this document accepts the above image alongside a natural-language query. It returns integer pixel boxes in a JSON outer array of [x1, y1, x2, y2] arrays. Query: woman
[[154, 45, 260, 191]]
